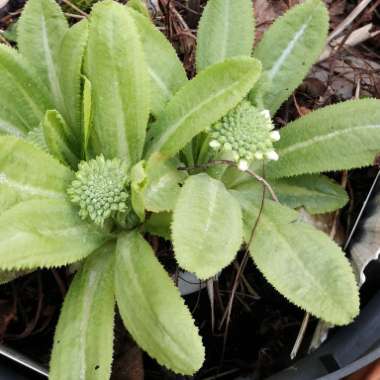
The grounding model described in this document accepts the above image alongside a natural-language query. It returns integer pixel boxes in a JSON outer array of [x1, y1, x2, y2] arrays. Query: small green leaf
[[143, 154, 187, 212], [144, 212, 172, 240], [18, 0, 68, 110], [50, 244, 115, 380], [196, 0, 254, 71], [234, 174, 348, 214], [145, 57, 262, 160], [85, 1, 150, 166], [233, 190, 359, 325], [252, 0, 328, 114], [127, 0, 150, 18], [172, 174, 243, 279], [0, 199, 107, 270], [268, 99, 380, 178], [130, 161, 147, 221], [58, 20, 89, 141], [43, 110, 79, 167], [0, 135, 73, 214], [128, 8, 187, 116], [0, 45, 52, 135], [115, 231, 205, 375], [82, 76, 93, 159]]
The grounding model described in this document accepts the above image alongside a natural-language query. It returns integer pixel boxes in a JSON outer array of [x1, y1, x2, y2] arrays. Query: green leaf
[[145, 57, 262, 160], [130, 161, 147, 221], [17, 0, 68, 110], [196, 0, 254, 72], [252, 0, 328, 114], [0, 199, 107, 270], [234, 174, 348, 214], [128, 8, 187, 116], [233, 190, 359, 325], [143, 154, 187, 212], [82, 76, 93, 159], [0, 45, 52, 135], [268, 99, 380, 178], [50, 244, 115, 380], [144, 212, 172, 240], [0, 135, 73, 214], [115, 231, 205, 375], [172, 173, 243, 279], [43, 110, 79, 167], [58, 20, 89, 141], [127, 0, 150, 18], [85, 1, 150, 166]]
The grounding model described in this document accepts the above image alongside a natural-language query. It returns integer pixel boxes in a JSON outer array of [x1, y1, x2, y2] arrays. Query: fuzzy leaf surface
[[17, 0, 68, 110], [0, 45, 52, 135], [172, 173, 243, 279], [82, 76, 92, 159], [50, 244, 115, 380], [233, 190, 359, 325], [252, 0, 328, 114], [0, 135, 72, 214], [196, 0, 254, 71], [268, 99, 380, 178], [115, 231, 205, 375], [143, 155, 187, 212], [0, 199, 107, 270], [58, 20, 89, 141], [127, 0, 150, 18], [234, 174, 348, 214], [43, 110, 78, 167], [143, 212, 172, 240], [145, 57, 261, 159], [85, 1, 150, 166], [129, 9, 187, 116]]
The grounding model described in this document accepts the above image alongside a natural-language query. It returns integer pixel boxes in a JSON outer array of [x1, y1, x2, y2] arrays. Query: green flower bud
[[208, 100, 280, 170], [68, 155, 129, 227]]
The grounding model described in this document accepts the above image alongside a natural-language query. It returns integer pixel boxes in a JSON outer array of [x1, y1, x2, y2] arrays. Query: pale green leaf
[[0, 135, 73, 214], [252, 0, 328, 114], [130, 161, 146, 221], [82, 76, 93, 159], [233, 190, 359, 325], [172, 173, 243, 279], [143, 154, 187, 212], [0, 45, 52, 135], [50, 244, 115, 380], [85, 1, 150, 166], [115, 231, 205, 375], [127, 0, 150, 18], [128, 8, 187, 116], [234, 174, 348, 214], [196, 0, 254, 71], [145, 57, 262, 159], [0, 199, 107, 270], [43, 110, 79, 167], [268, 99, 380, 178], [58, 20, 89, 140], [144, 212, 172, 240], [18, 0, 68, 110]]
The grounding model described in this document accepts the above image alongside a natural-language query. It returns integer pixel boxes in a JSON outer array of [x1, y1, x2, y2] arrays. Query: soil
[[0, 0, 380, 379]]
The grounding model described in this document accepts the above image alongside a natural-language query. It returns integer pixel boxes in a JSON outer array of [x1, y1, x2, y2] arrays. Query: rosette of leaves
[[0, 0, 262, 377], [169, 0, 380, 330]]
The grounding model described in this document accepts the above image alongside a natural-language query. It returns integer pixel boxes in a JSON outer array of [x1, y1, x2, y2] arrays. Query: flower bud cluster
[[68, 155, 129, 227], [208, 100, 280, 171]]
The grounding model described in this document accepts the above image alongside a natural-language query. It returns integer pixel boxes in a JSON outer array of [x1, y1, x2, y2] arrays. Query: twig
[[327, 0, 373, 43], [178, 160, 279, 202], [291, 312, 310, 360], [60, 0, 88, 17]]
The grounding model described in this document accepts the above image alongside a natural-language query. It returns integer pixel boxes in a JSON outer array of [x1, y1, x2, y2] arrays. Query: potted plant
[[0, 0, 379, 378]]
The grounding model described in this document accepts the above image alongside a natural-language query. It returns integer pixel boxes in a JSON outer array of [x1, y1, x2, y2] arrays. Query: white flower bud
[[238, 159, 249, 171], [270, 130, 281, 141], [266, 150, 279, 161]]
